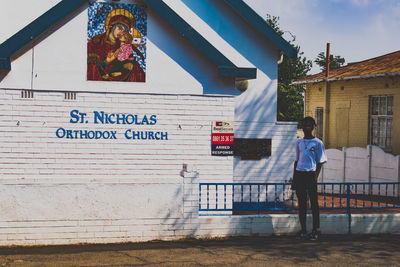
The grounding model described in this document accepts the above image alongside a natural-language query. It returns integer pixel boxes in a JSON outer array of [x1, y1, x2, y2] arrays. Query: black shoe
[[296, 230, 307, 240], [309, 229, 320, 241]]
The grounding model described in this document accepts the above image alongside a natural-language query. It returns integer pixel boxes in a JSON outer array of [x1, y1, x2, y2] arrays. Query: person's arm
[[293, 140, 299, 181], [315, 141, 327, 181], [315, 163, 323, 182]]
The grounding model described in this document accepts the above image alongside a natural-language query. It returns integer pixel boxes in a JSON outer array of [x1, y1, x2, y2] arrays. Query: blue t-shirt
[[295, 137, 327, 172]]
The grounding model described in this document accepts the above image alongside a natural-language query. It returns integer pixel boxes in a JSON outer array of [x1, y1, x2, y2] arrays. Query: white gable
[[1, 1, 242, 95]]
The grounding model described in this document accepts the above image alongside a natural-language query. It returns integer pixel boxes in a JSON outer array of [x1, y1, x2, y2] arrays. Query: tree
[[314, 52, 345, 72], [266, 15, 312, 123]]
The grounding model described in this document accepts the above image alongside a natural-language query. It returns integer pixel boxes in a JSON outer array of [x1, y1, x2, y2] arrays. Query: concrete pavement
[[0, 234, 399, 266]]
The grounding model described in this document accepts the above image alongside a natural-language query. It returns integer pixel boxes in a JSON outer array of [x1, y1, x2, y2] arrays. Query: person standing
[[293, 116, 327, 240]]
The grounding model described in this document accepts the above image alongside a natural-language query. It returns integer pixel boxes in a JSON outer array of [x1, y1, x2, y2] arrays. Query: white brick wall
[[0, 89, 235, 182], [0, 89, 235, 245]]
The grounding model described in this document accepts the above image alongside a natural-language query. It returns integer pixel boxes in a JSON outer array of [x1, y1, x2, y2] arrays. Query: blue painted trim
[[0, 0, 87, 70], [142, 0, 256, 79], [224, 0, 297, 59], [0, 57, 11, 70], [219, 67, 256, 79]]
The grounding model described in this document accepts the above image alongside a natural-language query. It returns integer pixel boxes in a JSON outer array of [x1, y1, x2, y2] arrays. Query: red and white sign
[[211, 121, 234, 156]]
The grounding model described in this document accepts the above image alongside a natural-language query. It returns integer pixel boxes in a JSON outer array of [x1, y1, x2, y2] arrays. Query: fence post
[[321, 164, 324, 183], [397, 155, 400, 199], [343, 147, 347, 183], [368, 145, 372, 184], [346, 184, 352, 234]]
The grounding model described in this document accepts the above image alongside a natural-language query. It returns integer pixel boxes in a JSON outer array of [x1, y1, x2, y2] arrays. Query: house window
[[315, 107, 323, 140], [369, 96, 393, 151]]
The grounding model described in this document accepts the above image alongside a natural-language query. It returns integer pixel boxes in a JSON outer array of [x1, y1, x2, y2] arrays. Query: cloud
[[351, 0, 369, 6], [331, 0, 370, 6], [393, 2, 400, 17]]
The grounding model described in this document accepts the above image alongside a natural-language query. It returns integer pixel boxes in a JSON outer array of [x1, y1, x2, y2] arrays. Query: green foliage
[[266, 15, 312, 123], [314, 52, 345, 71]]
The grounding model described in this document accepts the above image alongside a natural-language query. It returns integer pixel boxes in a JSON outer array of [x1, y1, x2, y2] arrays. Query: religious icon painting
[[87, 1, 147, 82]]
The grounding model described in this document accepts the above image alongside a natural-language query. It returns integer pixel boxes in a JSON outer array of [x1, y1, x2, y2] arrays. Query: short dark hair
[[302, 116, 316, 127]]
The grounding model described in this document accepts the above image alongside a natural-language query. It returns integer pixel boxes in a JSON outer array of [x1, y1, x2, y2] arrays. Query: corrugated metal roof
[[293, 50, 400, 84]]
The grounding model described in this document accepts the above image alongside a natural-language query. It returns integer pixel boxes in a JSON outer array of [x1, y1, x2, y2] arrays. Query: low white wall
[[322, 145, 400, 187], [1, 213, 399, 246], [0, 183, 184, 221], [196, 213, 400, 237]]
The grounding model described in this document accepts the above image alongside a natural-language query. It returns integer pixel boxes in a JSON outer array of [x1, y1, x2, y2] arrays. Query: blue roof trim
[[0, 0, 87, 70], [0, 57, 11, 71], [224, 0, 297, 59], [142, 0, 256, 79], [219, 67, 257, 79]]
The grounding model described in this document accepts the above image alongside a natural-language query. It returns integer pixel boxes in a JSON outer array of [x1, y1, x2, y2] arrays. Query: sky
[[244, 0, 400, 74]]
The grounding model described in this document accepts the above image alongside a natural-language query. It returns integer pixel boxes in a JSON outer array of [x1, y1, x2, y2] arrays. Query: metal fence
[[199, 182, 400, 213], [199, 182, 400, 232]]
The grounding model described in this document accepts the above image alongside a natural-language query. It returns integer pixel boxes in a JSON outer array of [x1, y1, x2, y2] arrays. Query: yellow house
[[294, 50, 400, 155]]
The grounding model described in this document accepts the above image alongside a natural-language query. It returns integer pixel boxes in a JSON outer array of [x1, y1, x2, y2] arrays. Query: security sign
[[211, 121, 234, 156]]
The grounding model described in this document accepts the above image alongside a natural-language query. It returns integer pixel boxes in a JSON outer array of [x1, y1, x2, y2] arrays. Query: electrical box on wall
[[234, 138, 272, 160]]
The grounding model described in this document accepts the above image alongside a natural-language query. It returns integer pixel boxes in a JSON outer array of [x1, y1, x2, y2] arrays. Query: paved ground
[[0, 234, 399, 266]]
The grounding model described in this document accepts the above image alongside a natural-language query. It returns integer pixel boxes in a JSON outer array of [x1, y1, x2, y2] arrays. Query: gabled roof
[[293, 50, 400, 85], [0, 0, 297, 79]]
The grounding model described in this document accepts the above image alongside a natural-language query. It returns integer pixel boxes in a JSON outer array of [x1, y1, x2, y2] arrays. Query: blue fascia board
[[0, 57, 11, 71], [224, 0, 297, 59], [219, 66, 256, 79], [143, 0, 256, 79], [0, 0, 87, 70]]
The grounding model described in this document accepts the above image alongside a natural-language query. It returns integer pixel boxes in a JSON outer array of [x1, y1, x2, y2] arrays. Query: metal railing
[[199, 182, 400, 233]]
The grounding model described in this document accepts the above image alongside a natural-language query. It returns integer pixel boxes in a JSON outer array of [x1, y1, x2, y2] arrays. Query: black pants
[[294, 171, 320, 232]]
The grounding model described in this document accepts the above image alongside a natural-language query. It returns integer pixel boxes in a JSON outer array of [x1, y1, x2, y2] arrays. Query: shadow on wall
[[235, 79, 277, 122], [159, 171, 199, 239], [157, 113, 298, 239], [148, 9, 237, 96], [233, 111, 297, 183], [181, 0, 277, 77]]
